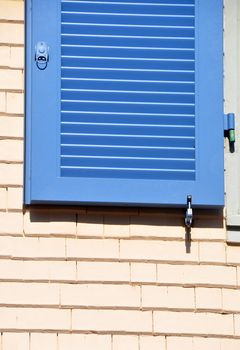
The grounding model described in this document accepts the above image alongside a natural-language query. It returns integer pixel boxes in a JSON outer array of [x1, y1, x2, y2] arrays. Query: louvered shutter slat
[[61, 0, 196, 182]]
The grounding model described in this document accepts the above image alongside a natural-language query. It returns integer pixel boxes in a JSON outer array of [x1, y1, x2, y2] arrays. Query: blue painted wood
[[25, 0, 224, 207], [24, 0, 32, 204]]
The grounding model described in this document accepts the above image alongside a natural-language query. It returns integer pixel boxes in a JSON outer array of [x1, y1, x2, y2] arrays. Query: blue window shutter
[[25, 0, 224, 207]]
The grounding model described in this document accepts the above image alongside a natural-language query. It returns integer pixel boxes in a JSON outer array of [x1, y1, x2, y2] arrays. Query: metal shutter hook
[[35, 41, 49, 70]]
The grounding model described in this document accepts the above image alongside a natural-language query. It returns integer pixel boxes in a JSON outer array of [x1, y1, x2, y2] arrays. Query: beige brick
[[0, 258, 70, 282], [7, 187, 23, 210], [227, 246, 240, 264], [234, 315, 240, 335], [0, 23, 24, 45], [157, 264, 187, 284], [191, 227, 225, 241], [77, 261, 129, 282], [0, 307, 16, 332], [157, 264, 236, 287], [104, 215, 130, 237], [143, 286, 173, 309], [0, 69, 23, 90], [0, 260, 76, 282], [195, 288, 222, 310], [220, 339, 240, 350], [0, 92, 6, 112], [0, 46, 10, 67], [131, 262, 156, 283], [153, 311, 233, 335], [0, 282, 59, 306], [0, 212, 23, 234], [167, 337, 222, 350], [0, 164, 23, 186], [0, 236, 12, 257], [237, 267, 240, 286], [58, 334, 111, 350], [0, 260, 24, 280], [0, 117, 24, 138], [10, 47, 24, 69], [34, 238, 66, 259], [139, 336, 165, 350], [120, 240, 198, 262], [34, 260, 76, 281], [0, 308, 71, 331], [130, 216, 184, 239], [13, 237, 66, 259], [31, 334, 57, 350], [24, 210, 76, 236], [61, 284, 140, 308], [167, 337, 194, 350], [113, 336, 138, 350], [77, 215, 104, 237], [0, 140, 23, 162], [193, 337, 221, 350], [191, 215, 225, 241], [67, 238, 119, 259], [6, 92, 24, 114], [199, 242, 225, 263], [38, 260, 76, 281], [222, 288, 240, 311], [0, 47, 24, 69], [142, 286, 194, 309], [72, 309, 152, 332], [0, 188, 7, 210], [168, 286, 195, 309], [2, 333, 29, 350], [0, 1, 24, 21]]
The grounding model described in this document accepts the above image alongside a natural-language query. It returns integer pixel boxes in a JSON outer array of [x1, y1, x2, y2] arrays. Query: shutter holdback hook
[[35, 41, 49, 70], [185, 195, 193, 229]]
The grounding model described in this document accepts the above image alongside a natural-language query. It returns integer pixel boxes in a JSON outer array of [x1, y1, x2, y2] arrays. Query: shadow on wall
[[24, 206, 224, 255], [25, 205, 224, 229]]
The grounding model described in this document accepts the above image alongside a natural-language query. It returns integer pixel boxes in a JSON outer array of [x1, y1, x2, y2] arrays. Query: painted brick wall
[[0, 0, 240, 349]]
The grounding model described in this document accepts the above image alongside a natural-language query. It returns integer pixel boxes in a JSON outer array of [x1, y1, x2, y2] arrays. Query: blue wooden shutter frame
[[25, 0, 224, 207]]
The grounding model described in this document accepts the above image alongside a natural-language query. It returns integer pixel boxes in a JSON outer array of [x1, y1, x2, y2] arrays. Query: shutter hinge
[[224, 113, 235, 152], [224, 113, 235, 143]]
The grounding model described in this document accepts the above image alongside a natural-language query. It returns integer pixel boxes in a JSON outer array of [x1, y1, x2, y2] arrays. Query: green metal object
[[229, 129, 235, 143]]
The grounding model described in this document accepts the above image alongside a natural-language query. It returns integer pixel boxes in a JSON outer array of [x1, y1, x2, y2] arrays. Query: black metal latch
[[185, 195, 193, 229], [35, 41, 49, 70]]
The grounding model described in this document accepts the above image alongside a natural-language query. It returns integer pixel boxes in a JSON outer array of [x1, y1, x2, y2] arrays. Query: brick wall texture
[[0, 0, 240, 349]]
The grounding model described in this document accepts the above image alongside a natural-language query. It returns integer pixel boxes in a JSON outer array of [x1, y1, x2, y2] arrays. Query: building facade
[[0, 0, 240, 349]]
